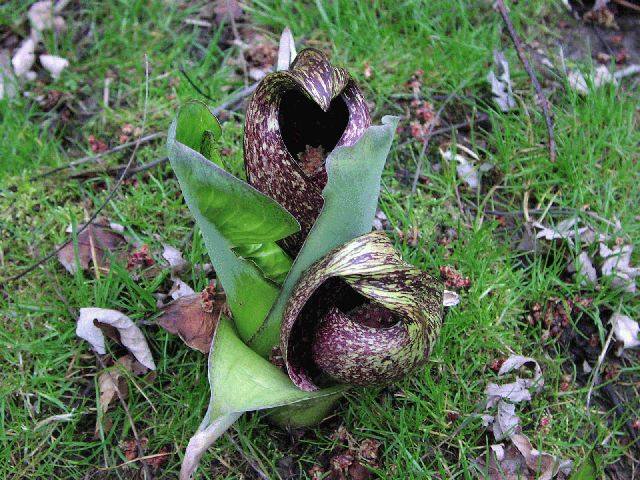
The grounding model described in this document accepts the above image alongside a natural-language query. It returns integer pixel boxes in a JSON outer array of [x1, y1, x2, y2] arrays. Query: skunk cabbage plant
[[167, 41, 443, 480]]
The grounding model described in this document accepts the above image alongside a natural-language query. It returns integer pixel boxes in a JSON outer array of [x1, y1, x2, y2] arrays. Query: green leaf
[[180, 317, 344, 480], [248, 115, 400, 356], [569, 452, 599, 480], [167, 107, 300, 340], [175, 100, 222, 165]]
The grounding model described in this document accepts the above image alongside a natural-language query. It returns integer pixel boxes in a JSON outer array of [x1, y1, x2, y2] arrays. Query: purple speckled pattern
[[244, 48, 370, 253], [280, 231, 444, 391]]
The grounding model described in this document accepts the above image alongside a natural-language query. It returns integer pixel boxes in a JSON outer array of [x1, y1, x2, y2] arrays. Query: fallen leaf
[[486, 379, 533, 407], [475, 432, 571, 480], [372, 209, 389, 231], [568, 66, 617, 96], [98, 355, 140, 412], [11, 38, 36, 77], [156, 292, 224, 353], [169, 278, 195, 300], [567, 70, 589, 95], [484, 356, 543, 438], [599, 243, 639, 293], [162, 244, 188, 274], [76, 308, 156, 370], [611, 312, 640, 354], [533, 218, 584, 244], [57, 220, 128, 274], [487, 50, 516, 112], [28, 1, 66, 34], [440, 145, 490, 190], [121, 436, 149, 461], [443, 290, 460, 307], [39, 54, 68, 79], [574, 251, 597, 285], [276, 26, 297, 72], [492, 401, 520, 441], [497, 355, 543, 389], [477, 354, 570, 479], [511, 433, 571, 480], [593, 65, 617, 87]]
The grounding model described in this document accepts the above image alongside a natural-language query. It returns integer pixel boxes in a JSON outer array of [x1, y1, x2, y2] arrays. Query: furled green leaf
[[175, 100, 222, 165], [167, 106, 300, 340], [248, 115, 400, 356], [179, 317, 344, 480]]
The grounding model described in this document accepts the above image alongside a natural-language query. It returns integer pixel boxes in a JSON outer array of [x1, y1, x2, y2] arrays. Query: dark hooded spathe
[[244, 48, 371, 254]]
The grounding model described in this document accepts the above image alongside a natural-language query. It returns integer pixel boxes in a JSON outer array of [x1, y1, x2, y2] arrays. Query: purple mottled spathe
[[244, 48, 371, 253], [281, 231, 444, 391]]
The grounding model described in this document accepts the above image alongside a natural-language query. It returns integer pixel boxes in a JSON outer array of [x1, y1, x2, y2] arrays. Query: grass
[[1, 0, 639, 479]]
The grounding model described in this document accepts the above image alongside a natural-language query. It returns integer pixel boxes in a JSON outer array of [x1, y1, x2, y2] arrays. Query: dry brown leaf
[[156, 292, 225, 353], [98, 355, 147, 413], [57, 219, 128, 274]]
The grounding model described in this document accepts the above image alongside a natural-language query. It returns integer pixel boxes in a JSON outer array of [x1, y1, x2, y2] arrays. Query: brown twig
[[70, 157, 169, 180], [495, 0, 557, 163], [613, 0, 640, 12], [7, 56, 151, 284], [32, 132, 165, 180]]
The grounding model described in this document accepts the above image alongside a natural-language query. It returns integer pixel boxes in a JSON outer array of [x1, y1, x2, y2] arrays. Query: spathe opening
[[278, 89, 349, 179]]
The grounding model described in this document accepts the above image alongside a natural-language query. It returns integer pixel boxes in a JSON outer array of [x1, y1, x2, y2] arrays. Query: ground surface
[[1, 1, 639, 479]]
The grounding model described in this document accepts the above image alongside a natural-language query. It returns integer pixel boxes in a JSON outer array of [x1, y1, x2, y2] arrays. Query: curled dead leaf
[[76, 308, 156, 370], [156, 291, 225, 353]]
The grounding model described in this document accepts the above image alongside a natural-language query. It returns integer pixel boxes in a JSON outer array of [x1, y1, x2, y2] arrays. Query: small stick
[[33, 132, 165, 179], [70, 157, 169, 180], [586, 324, 615, 410], [494, 0, 557, 163], [227, 0, 249, 87], [614, 64, 640, 80], [612, 0, 640, 12], [36, 82, 258, 180]]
